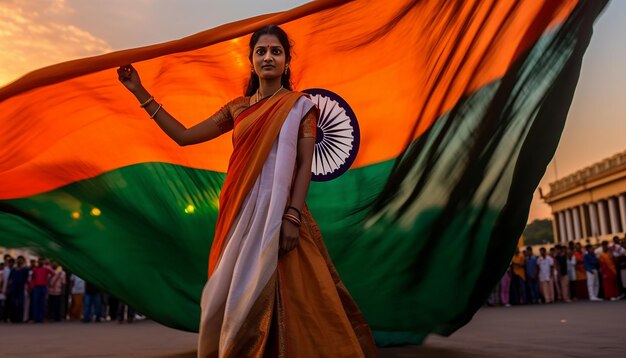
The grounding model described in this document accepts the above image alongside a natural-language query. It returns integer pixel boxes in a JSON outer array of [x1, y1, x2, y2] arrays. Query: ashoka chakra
[[303, 88, 360, 182]]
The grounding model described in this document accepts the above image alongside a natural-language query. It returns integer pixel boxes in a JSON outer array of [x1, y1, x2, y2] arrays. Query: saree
[[197, 90, 377, 358], [598, 252, 620, 300]]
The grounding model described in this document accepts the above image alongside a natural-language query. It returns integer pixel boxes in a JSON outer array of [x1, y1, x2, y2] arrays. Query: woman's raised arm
[[117, 64, 223, 146]]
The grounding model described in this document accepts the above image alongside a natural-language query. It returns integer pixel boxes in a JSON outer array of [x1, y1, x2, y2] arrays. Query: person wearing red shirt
[[31, 258, 54, 323]]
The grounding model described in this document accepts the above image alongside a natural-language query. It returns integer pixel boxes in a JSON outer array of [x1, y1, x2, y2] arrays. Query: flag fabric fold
[[0, 0, 607, 345]]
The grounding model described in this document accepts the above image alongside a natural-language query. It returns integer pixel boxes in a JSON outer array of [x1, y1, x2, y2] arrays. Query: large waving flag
[[0, 0, 607, 345]]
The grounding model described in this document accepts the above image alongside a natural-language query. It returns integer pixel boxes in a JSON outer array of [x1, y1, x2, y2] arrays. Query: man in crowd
[[47, 261, 66, 321], [573, 242, 589, 300], [510, 249, 527, 305], [549, 247, 562, 301], [566, 247, 577, 300], [7, 256, 29, 323], [537, 247, 554, 303], [117, 300, 135, 323], [525, 247, 540, 304], [30, 258, 54, 323], [0, 262, 5, 321], [584, 244, 602, 301], [83, 281, 102, 323], [69, 273, 85, 320], [555, 245, 571, 303], [1, 256, 14, 321], [611, 236, 626, 294]]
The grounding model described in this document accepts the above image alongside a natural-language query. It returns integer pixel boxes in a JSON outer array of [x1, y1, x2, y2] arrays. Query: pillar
[[588, 202, 600, 238], [618, 194, 626, 233], [565, 209, 574, 243], [558, 211, 567, 243], [551, 213, 560, 244], [608, 196, 621, 234], [572, 207, 582, 240], [598, 200, 609, 236], [579, 205, 589, 240]]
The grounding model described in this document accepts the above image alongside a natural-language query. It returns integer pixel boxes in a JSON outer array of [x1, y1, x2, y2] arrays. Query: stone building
[[543, 150, 626, 244]]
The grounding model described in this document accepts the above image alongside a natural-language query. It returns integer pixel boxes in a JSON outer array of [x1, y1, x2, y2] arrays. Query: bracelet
[[139, 96, 154, 108], [282, 214, 301, 227], [149, 103, 163, 119], [287, 206, 301, 219]]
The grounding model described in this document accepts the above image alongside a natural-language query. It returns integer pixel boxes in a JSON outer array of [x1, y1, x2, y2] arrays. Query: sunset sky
[[1, 0, 624, 224]]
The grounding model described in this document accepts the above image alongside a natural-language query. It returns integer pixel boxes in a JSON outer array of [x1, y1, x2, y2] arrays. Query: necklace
[[255, 85, 283, 104]]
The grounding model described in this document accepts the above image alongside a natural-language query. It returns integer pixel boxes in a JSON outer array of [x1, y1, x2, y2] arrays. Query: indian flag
[[0, 0, 607, 345]]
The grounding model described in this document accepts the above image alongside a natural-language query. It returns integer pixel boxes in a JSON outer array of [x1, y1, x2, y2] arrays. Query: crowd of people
[[0, 256, 137, 324], [2, 236, 625, 323], [489, 235, 626, 306]]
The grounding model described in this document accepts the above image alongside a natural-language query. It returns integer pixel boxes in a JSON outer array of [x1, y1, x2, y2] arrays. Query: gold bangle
[[139, 96, 154, 108], [150, 103, 163, 119], [287, 206, 301, 219], [282, 214, 301, 227]]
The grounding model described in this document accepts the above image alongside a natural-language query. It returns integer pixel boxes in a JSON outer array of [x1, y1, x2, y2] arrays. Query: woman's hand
[[280, 219, 300, 254], [117, 64, 143, 94]]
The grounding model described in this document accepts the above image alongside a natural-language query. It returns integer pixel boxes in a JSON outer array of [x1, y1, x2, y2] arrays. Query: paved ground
[[0, 300, 624, 357]]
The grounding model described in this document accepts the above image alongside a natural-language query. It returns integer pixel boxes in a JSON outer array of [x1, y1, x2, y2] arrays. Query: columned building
[[543, 150, 626, 245]]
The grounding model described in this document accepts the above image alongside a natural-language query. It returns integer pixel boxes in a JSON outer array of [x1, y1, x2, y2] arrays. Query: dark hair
[[245, 25, 293, 96]]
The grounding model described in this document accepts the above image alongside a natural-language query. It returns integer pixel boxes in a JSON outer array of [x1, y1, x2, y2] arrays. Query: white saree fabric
[[198, 97, 315, 357]]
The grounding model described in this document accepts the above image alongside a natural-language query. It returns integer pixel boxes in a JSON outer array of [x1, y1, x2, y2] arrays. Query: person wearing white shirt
[[69, 274, 86, 320], [537, 247, 555, 303]]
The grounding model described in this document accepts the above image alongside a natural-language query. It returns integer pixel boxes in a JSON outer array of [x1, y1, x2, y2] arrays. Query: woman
[[598, 241, 621, 301], [566, 248, 577, 300], [573, 242, 589, 300], [118, 25, 377, 357]]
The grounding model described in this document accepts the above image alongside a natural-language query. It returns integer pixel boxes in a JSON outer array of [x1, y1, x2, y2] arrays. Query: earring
[[284, 66, 289, 75]]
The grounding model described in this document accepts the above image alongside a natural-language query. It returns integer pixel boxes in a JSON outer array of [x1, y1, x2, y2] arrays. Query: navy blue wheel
[[302, 88, 360, 182]]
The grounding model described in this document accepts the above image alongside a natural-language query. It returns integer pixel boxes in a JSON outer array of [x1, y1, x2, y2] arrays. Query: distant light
[[560, 320, 567, 323], [71, 212, 80, 219], [90, 208, 101, 216], [184, 205, 195, 214]]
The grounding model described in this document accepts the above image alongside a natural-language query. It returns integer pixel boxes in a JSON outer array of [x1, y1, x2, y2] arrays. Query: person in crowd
[[2, 257, 14, 322], [598, 241, 623, 301], [555, 245, 571, 303], [106, 294, 119, 322], [510, 249, 527, 305], [525, 246, 539, 304], [487, 278, 500, 306], [583, 244, 602, 301], [83, 281, 102, 323], [611, 236, 626, 294], [0, 262, 5, 321], [47, 261, 66, 321], [499, 267, 511, 307], [549, 247, 563, 302], [537, 247, 554, 303], [117, 300, 135, 323], [30, 258, 54, 323], [7, 256, 29, 323], [573, 242, 589, 300], [566, 247, 577, 300], [69, 274, 85, 321], [61, 268, 71, 320]]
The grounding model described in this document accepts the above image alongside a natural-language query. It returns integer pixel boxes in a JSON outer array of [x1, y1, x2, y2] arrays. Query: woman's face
[[252, 34, 287, 81]]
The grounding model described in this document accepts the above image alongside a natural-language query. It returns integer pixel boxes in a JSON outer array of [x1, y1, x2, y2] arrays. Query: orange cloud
[[0, 0, 112, 86]]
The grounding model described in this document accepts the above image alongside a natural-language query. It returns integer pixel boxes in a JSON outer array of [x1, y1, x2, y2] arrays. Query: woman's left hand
[[280, 219, 300, 253]]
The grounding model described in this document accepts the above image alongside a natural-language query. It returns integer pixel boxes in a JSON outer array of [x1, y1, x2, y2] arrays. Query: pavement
[[0, 300, 624, 357]]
